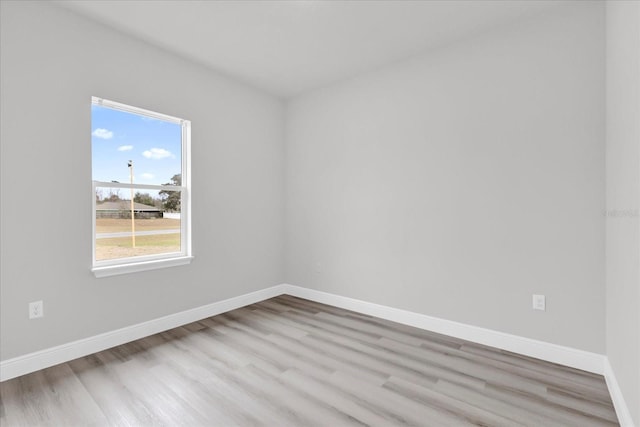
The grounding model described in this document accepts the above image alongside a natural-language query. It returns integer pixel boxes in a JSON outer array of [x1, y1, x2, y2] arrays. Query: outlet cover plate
[[532, 294, 546, 311], [29, 300, 43, 319]]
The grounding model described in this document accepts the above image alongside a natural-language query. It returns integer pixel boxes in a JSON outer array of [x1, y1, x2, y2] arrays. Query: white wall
[[606, 1, 640, 424], [0, 1, 284, 360], [285, 3, 606, 353]]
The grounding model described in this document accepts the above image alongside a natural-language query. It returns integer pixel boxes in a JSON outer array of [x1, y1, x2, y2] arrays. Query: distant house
[[96, 200, 163, 219]]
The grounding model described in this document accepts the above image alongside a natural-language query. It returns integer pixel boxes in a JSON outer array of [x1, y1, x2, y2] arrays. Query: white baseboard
[[604, 358, 636, 427], [3, 282, 632, 427], [0, 284, 287, 382], [281, 284, 606, 375], [285, 284, 631, 424]]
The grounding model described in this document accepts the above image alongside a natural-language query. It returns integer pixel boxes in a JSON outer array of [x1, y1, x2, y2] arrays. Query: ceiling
[[56, 0, 572, 98]]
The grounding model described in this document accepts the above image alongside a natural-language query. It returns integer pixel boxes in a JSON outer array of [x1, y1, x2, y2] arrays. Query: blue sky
[[92, 105, 182, 187]]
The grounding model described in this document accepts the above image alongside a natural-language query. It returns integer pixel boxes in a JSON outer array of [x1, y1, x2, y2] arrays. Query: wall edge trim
[[281, 284, 606, 374], [604, 357, 636, 426], [0, 284, 288, 381], [2, 281, 618, 418]]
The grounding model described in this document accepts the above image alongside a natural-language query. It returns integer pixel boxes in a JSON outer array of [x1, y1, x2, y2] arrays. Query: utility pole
[[128, 160, 135, 248]]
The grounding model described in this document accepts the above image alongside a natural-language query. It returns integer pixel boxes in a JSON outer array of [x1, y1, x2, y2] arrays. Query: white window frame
[[91, 97, 192, 277]]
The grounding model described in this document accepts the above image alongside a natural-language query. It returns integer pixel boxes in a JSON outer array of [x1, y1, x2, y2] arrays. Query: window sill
[[92, 256, 194, 278]]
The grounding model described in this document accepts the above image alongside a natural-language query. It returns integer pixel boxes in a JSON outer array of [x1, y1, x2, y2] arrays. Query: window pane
[[91, 104, 182, 186], [95, 187, 182, 261]]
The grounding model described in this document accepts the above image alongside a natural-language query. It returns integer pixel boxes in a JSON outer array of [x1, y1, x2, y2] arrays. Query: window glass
[[91, 104, 182, 185], [91, 97, 190, 275]]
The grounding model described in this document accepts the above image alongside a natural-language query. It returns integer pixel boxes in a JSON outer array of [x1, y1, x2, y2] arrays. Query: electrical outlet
[[29, 300, 44, 319], [532, 294, 546, 311]]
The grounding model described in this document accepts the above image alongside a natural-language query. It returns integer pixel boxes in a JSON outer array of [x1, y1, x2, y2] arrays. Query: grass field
[[95, 218, 181, 261]]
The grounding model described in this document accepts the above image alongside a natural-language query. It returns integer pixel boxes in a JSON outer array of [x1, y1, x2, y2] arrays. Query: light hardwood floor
[[0, 295, 619, 426]]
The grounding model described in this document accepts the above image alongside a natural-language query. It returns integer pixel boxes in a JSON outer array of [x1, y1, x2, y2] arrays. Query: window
[[91, 97, 191, 277]]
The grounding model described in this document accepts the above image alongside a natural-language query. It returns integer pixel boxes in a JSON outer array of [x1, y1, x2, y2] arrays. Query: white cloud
[[142, 147, 173, 159], [141, 173, 155, 179], [92, 128, 113, 139], [117, 145, 133, 151]]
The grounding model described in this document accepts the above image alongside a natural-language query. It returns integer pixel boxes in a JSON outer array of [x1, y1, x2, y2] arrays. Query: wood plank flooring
[[0, 295, 619, 426]]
